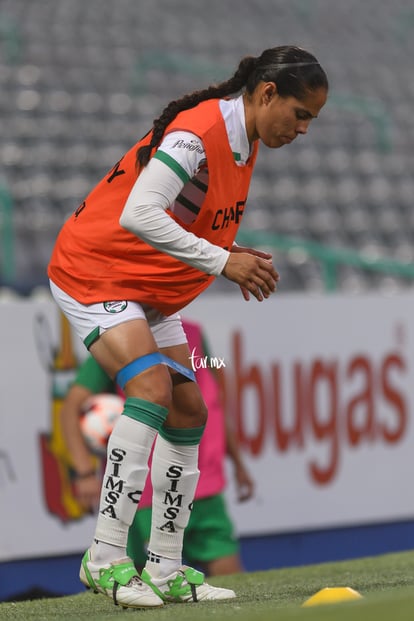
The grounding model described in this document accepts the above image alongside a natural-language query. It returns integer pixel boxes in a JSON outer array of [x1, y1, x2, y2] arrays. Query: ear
[[262, 81, 277, 104]]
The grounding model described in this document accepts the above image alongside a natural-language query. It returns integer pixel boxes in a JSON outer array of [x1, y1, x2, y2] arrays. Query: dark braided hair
[[136, 45, 328, 167]]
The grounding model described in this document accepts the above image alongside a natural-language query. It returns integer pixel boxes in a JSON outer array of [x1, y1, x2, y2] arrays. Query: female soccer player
[[48, 45, 328, 609]]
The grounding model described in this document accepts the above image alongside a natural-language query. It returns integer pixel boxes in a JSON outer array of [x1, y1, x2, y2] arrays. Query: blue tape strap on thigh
[[116, 352, 195, 390], [116, 352, 163, 389], [159, 354, 195, 382]]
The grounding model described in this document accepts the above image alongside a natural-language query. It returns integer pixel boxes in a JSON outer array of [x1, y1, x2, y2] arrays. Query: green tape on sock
[[159, 425, 205, 445], [123, 397, 168, 430]]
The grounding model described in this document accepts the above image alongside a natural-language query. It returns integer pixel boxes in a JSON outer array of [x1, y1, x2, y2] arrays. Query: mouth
[[281, 136, 294, 144]]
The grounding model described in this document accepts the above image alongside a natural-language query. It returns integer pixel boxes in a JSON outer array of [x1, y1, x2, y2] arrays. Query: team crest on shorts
[[103, 301, 128, 313]]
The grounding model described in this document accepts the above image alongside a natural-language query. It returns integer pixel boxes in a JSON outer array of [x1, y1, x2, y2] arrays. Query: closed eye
[[295, 109, 314, 121]]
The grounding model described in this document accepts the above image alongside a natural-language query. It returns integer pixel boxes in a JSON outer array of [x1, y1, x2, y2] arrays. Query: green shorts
[[127, 493, 239, 568]]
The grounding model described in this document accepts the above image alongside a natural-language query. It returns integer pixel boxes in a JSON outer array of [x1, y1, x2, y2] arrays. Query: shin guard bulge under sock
[[92, 397, 167, 560], [145, 426, 204, 573]]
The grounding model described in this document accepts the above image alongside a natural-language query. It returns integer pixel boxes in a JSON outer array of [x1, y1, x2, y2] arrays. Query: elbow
[[119, 208, 132, 232]]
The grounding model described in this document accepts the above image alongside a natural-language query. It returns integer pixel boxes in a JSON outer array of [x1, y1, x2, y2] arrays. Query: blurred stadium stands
[[1, 0, 414, 295]]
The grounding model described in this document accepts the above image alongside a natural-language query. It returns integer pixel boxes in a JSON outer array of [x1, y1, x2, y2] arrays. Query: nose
[[296, 119, 312, 135]]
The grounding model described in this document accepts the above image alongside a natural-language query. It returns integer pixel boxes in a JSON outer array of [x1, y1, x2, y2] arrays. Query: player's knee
[[184, 394, 208, 426], [123, 363, 173, 410]]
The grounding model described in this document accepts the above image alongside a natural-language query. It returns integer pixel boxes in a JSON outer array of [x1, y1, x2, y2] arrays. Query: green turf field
[[2, 550, 414, 620]]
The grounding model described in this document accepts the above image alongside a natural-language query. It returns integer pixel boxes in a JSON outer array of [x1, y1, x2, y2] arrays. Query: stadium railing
[[237, 229, 414, 292], [1, 183, 414, 293], [0, 184, 14, 283]]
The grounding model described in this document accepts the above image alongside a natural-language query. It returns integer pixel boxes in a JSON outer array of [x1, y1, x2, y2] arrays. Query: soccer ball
[[80, 393, 124, 456]]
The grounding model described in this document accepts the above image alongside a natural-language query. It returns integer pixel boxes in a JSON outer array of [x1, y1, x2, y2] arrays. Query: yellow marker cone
[[302, 587, 363, 607]]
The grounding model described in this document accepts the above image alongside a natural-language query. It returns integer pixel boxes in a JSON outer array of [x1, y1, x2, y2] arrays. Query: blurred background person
[[60, 318, 254, 577]]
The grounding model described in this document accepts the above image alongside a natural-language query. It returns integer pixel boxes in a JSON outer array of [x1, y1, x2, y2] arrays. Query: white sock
[[145, 434, 200, 578], [90, 540, 125, 565], [91, 415, 158, 564]]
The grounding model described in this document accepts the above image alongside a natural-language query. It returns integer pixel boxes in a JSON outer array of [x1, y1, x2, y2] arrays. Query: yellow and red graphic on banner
[[36, 311, 99, 522]]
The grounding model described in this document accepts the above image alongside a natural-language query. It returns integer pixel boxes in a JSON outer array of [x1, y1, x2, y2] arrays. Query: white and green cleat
[[79, 549, 164, 608], [141, 565, 236, 603]]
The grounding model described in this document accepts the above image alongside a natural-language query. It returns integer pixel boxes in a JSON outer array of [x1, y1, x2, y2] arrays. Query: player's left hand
[[230, 244, 276, 301]]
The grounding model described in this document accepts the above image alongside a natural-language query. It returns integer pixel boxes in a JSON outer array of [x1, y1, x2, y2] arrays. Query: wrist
[[69, 467, 96, 481]]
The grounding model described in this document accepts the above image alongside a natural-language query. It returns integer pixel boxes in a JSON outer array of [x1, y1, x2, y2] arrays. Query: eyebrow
[[296, 107, 318, 119]]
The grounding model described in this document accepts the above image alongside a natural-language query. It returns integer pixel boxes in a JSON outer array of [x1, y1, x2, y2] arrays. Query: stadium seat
[[0, 0, 413, 292]]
